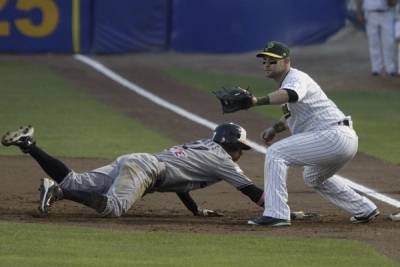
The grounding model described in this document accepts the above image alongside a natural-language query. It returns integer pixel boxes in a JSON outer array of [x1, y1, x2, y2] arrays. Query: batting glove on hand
[[197, 208, 224, 217]]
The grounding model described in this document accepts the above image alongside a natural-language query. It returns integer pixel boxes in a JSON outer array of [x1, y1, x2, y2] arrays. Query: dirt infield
[[1, 27, 400, 260]]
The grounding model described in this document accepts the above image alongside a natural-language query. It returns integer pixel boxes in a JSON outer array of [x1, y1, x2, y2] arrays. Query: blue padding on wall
[[0, 0, 346, 54], [171, 0, 346, 53], [0, 0, 91, 53], [92, 0, 169, 53]]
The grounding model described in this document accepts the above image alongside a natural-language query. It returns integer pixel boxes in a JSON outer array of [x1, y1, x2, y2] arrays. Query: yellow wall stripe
[[72, 0, 80, 53]]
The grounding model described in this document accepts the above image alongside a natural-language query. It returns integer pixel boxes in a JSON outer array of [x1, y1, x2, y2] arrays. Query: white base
[[389, 212, 400, 221]]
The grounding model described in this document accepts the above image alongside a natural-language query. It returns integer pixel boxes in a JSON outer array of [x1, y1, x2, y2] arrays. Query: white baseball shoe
[[38, 178, 63, 215], [389, 211, 400, 221], [1, 125, 35, 153]]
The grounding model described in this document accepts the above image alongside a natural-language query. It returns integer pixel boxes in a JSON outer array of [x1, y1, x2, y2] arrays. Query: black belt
[[144, 157, 166, 194], [369, 10, 388, 12], [337, 119, 350, 127], [153, 173, 165, 188], [144, 174, 165, 195]]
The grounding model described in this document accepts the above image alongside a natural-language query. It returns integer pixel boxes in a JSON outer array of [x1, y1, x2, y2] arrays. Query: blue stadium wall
[[0, 0, 91, 53], [0, 0, 346, 53], [171, 0, 347, 53]]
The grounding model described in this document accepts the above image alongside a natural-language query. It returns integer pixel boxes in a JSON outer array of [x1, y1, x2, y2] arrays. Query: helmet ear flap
[[221, 142, 242, 153]]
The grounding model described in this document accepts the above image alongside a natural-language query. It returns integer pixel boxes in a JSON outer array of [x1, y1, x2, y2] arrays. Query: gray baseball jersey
[[154, 138, 253, 192], [263, 67, 377, 220]]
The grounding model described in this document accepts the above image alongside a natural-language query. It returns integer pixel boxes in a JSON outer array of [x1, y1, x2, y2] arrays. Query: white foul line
[[74, 54, 400, 208]]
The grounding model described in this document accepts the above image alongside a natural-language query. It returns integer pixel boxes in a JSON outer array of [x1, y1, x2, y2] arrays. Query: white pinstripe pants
[[365, 10, 397, 74], [263, 126, 377, 220]]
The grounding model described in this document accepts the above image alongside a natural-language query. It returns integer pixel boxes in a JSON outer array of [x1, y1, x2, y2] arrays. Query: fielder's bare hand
[[260, 127, 276, 146]]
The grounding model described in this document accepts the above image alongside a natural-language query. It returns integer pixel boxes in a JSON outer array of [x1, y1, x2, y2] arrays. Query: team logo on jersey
[[169, 147, 187, 157]]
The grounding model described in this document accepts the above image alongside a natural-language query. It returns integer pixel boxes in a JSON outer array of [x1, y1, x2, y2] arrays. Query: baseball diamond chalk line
[[74, 54, 400, 208]]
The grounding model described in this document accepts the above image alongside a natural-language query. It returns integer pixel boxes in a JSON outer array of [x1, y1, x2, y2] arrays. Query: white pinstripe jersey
[[362, 0, 390, 11], [281, 68, 346, 134]]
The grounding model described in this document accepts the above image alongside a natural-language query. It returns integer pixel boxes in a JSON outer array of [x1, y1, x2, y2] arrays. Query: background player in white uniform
[[2, 123, 288, 218], [241, 41, 378, 226], [356, 0, 398, 76]]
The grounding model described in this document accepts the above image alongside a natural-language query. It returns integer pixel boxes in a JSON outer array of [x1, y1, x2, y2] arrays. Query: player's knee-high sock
[[28, 145, 71, 183]]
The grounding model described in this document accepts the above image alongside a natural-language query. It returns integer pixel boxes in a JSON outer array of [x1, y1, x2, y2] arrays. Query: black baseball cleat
[[350, 209, 380, 224], [38, 178, 63, 215], [247, 216, 291, 226], [1, 125, 35, 153]]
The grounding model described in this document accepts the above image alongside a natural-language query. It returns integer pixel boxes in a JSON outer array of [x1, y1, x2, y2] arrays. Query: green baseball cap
[[256, 41, 290, 59]]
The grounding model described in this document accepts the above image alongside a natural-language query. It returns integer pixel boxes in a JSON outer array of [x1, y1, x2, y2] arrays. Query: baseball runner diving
[[215, 41, 379, 226], [1, 123, 309, 219]]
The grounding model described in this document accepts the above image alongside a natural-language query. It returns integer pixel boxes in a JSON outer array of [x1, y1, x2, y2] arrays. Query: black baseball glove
[[214, 87, 254, 113]]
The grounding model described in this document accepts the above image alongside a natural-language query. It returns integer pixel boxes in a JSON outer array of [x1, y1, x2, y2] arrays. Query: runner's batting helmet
[[212, 123, 251, 150]]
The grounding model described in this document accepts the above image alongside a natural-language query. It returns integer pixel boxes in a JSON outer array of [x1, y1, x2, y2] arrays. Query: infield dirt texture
[[1, 27, 400, 261]]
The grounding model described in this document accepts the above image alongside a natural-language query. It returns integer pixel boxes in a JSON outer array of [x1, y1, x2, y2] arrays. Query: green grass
[[0, 61, 399, 266], [330, 90, 400, 163], [165, 67, 400, 164], [0, 221, 398, 267], [0, 62, 175, 158]]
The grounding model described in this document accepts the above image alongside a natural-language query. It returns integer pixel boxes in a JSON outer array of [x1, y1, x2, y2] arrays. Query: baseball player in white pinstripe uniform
[[356, 0, 398, 76], [241, 41, 379, 226]]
